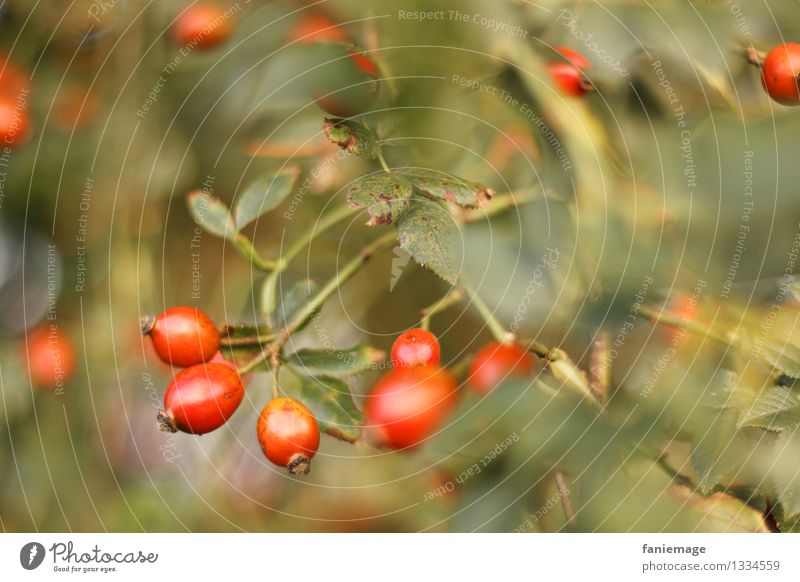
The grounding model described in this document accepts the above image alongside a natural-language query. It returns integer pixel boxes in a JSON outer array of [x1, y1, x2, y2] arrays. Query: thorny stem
[[419, 289, 464, 329], [461, 283, 515, 344]]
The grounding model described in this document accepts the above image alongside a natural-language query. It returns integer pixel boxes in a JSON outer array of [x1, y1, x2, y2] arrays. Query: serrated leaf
[[234, 166, 300, 229], [187, 191, 237, 239], [739, 386, 800, 431], [767, 431, 800, 519], [756, 340, 800, 378], [402, 168, 494, 209], [274, 278, 321, 331], [396, 196, 462, 284], [286, 343, 386, 377], [323, 118, 378, 159], [691, 408, 740, 494], [283, 371, 364, 443], [347, 173, 413, 225]]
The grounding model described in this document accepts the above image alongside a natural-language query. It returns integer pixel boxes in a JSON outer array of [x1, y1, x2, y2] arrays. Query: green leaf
[[691, 408, 740, 494], [187, 191, 237, 239], [283, 371, 364, 443], [768, 431, 800, 519], [347, 173, 413, 225], [756, 340, 800, 378], [396, 196, 462, 284], [234, 166, 300, 229], [323, 118, 378, 159], [739, 386, 800, 431], [274, 278, 321, 331], [402, 168, 494, 209], [286, 343, 386, 377]]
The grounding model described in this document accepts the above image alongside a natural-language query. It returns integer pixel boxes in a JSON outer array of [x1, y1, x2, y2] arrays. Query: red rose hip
[[0, 97, 31, 146], [548, 47, 592, 97], [22, 326, 76, 390], [257, 397, 320, 474], [173, 3, 234, 49], [143, 306, 221, 367], [761, 43, 800, 105], [468, 341, 536, 394], [289, 11, 349, 44], [366, 365, 457, 450], [158, 363, 244, 434], [391, 328, 441, 368]]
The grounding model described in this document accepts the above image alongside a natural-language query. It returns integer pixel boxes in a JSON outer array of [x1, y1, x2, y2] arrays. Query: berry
[[548, 47, 592, 97], [468, 341, 536, 394], [22, 326, 76, 390], [661, 295, 697, 345], [761, 43, 800, 105], [289, 12, 349, 44], [365, 365, 457, 449], [158, 363, 244, 434], [391, 328, 441, 368], [143, 306, 221, 368], [173, 3, 234, 50], [0, 97, 30, 146], [257, 397, 320, 474]]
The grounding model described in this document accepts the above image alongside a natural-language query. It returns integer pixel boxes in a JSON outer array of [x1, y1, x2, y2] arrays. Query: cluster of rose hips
[[142, 306, 319, 474], [143, 305, 540, 473], [366, 328, 537, 450]]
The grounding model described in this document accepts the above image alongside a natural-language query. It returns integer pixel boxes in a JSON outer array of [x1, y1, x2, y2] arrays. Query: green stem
[[277, 231, 397, 344], [637, 305, 736, 347], [419, 289, 464, 329], [377, 148, 392, 174], [233, 234, 275, 271], [460, 187, 543, 224], [220, 333, 275, 347], [461, 283, 513, 343]]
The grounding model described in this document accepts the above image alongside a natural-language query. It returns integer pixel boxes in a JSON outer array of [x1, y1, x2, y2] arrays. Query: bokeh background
[[2, 0, 800, 532]]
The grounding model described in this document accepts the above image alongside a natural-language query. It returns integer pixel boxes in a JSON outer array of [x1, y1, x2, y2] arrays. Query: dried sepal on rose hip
[[365, 364, 458, 450], [468, 341, 536, 394], [257, 397, 320, 475], [142, 306, 221, 367], [158, 363, 245, 435], [391, 328, 441, 368]]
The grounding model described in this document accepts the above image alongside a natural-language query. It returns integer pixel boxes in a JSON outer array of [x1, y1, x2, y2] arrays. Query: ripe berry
[[158, 363, 244, 434], [173, 3, 234, 50], [289, 12, 349, 44], [0, 97, 30, 146], [257, 397, 320, 474], [468, 341, 536, 394], [761, 43, 800, 105], [143, 306, 221, 368], [22, 326, 76, 390], [391, 328, 441, 368], [365, 365, 457, 449], [548, 47, 592, 97]]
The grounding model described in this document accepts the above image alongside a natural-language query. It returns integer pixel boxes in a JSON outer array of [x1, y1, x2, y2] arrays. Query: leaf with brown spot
[[347, 173, 414, 225], [323, 118, 378, 159], [402, 168, 494, 208]]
